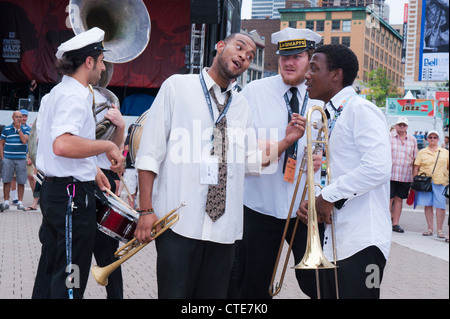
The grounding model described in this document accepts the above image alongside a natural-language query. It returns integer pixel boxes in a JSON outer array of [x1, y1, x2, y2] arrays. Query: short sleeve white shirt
[[36, 75, 97, 181]]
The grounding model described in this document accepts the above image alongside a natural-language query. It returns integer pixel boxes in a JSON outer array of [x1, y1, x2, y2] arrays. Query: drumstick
[[119, 174, 134, 204], [104, 188, 139, 217], [109, 158, 134, 204]]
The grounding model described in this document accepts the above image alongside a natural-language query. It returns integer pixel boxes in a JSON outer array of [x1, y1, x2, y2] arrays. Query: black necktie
[[283, 87, 299, 173]]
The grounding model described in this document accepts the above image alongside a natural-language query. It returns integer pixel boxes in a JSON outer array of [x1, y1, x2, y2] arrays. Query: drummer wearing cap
[[32, 27, 123, 299], [236, 28, 324, 299]]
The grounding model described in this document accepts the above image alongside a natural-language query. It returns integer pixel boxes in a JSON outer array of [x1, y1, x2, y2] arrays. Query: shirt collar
[[279, 76, 307, 100], [327, 86, 356, 111], [202, 68, 233, 94], [62, 75, 92, 101], [393, 131, 410, 139]]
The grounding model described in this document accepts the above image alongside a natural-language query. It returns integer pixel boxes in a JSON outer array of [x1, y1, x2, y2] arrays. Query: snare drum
[[96, 195, 138, 243]]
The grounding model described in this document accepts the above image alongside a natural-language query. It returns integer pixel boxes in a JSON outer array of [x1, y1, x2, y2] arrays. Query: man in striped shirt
[[0, 110, 30, 211], [389, 116, 418, 233]]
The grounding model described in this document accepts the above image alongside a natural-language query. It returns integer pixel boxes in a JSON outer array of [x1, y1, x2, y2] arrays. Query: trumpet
[[91, 202, 185, 286], [268, 105, 338, 298]]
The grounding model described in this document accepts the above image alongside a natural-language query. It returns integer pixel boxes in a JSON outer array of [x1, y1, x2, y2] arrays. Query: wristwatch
[[17, 129, 21, 133]]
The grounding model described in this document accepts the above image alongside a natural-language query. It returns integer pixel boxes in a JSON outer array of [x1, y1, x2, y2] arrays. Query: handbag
[[411, 150, 440, 192], [406, 189, 415, 205], [411, 173, 433, 192]]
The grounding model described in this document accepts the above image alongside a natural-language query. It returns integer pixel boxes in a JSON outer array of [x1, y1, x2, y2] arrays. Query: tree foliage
[[364, 68, 400, 107]]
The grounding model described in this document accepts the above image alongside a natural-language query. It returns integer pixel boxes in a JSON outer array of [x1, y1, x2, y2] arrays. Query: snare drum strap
[[65, 184, 75, 299]]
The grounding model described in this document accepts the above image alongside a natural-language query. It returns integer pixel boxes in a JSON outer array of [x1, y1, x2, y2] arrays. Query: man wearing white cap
[[32, 27, 123, 299], [237, 27, 324, 299], [389, 117, 418, 233]]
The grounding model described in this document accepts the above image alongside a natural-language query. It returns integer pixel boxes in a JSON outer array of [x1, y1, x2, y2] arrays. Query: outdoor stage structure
[[0, 0, 242, 115]]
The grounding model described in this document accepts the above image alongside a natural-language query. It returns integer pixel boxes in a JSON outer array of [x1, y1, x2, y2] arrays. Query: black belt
[[44, 176, 93, 184]]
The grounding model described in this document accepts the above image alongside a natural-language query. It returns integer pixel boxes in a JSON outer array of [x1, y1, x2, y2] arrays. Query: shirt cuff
[[50, 125, 79, 142], [246, 149, 262, 176], [135, 155, 160, 175], [320, 182, 343, 203]]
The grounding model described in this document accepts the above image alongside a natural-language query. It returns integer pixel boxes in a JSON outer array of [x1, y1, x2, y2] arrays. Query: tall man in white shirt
[[298, 44, 392, 299], [237, 28, 324, 299], [134, 33, 306, 298], [32, 28, 124, 299]]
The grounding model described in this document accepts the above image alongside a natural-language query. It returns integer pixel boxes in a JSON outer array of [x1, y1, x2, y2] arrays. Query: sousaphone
[[28, 0, 151, 165], [69, 0, 151, 140]]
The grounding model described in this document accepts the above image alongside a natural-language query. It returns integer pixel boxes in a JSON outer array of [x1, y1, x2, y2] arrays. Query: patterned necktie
[[283, 87, 300, 173], [205, 87, 231, 222]]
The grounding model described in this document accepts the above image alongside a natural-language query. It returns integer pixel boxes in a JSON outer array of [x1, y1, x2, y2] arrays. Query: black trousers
[[92, 169, 123, 299], [155, 229, 235, 299], [32, 180, 96, 299], [236, 206, 324, 299], [321, 245, 386, 299]]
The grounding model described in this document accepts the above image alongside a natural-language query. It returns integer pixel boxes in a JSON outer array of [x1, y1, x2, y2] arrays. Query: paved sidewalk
[[0, 186, 448, 299]]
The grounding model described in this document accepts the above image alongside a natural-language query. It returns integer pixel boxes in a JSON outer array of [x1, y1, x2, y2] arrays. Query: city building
[[279, 6, 404, 90], [251, 0, 287, 19], [318, 0, 389, 23], [236, 29, 266, 88], [241, 18, 280, 76]]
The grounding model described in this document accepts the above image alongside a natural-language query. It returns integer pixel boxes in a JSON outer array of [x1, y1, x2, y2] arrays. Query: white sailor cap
[[271, 28, 322, 56], [56, 27, 108, 59]]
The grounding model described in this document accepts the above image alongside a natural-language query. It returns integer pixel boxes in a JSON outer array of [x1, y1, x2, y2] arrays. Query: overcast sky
[[241, 0, 409, 24]]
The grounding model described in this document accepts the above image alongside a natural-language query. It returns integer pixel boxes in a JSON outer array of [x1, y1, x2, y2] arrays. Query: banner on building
[[418, 0, 449, 81], [386, 98, 443, 119]]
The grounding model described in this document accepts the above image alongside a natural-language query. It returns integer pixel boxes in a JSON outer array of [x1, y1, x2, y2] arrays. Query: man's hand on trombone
[[297, 194, 334, 225]]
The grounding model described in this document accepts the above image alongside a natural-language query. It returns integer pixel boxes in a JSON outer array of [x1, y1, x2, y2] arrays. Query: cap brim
[[277, 47, 309, 56]]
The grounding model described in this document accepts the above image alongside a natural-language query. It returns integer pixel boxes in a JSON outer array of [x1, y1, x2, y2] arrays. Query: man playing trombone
[[298, 44, 392, 299]]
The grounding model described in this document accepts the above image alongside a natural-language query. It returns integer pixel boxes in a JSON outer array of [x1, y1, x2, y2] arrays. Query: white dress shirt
[[135, 68, 261, 244], [36, 75, 97, 181], [242, 74, 323, 219], [320, 86, 392, 261]]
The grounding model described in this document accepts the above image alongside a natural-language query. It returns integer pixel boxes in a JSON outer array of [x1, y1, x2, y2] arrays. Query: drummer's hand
[[95, 167, 111, 191], [135, 213, 159, 243], [106, 142, 124, 174]]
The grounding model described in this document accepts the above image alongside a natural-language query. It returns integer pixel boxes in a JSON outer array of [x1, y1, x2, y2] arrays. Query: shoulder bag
[[411, 150, 440, 192]]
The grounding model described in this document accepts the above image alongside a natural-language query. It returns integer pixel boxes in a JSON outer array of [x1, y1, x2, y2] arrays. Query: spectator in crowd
[[413, 130, 449, 239], [389, 117, 418, 233], [0, 111, 30, 211]]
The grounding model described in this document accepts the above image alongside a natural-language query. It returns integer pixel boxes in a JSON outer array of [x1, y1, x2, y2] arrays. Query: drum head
[[129, 109, 148, 163]]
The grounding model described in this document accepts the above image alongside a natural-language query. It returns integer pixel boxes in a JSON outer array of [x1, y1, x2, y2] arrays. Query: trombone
[[268, 105, 338, 298], [91, 201, 185, 286], [293, 106, 338, 299]]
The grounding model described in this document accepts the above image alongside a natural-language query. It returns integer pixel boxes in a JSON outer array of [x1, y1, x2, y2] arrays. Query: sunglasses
[[427, 136, 438, 139], [397, 123, 407, 127]]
